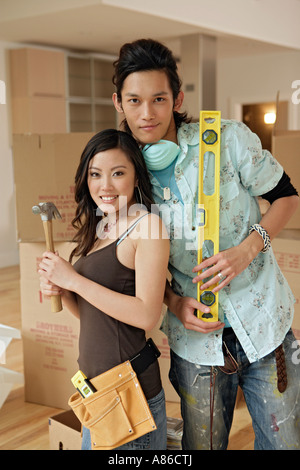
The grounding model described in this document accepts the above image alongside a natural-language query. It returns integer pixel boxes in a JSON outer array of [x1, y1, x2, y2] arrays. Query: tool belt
[[68, 338, 161, 450]]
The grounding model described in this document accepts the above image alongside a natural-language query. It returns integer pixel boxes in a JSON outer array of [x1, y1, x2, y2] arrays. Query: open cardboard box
[[49, 409, 81, 450]]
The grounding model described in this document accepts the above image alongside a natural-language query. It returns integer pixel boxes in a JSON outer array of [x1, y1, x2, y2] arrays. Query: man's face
[[113, 70, 183, 146]]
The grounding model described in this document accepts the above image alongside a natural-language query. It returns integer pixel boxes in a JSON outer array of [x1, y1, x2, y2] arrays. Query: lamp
[[264, 112, 276, 124]]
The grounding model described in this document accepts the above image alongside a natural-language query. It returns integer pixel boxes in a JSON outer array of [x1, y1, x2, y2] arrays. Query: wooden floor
[[0, 265, 255, 450]]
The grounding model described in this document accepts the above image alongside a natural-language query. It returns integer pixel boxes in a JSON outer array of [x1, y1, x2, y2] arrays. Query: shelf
[[66, 53, 117, 133]]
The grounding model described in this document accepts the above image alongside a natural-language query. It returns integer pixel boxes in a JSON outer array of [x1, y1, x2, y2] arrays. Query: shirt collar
[[176, 122, 199, 167], [177, 122, 199, 147]]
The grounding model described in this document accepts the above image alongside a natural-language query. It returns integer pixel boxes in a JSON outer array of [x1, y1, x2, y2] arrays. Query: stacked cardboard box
[[271, 130, 300, 230], [19, 242, 79, 409], [273, 231, 300, 340], [271, 123, 300, 340], [147, 307, 179, 403], [13, 133, 93, 243], [13, 132, 93, 409]]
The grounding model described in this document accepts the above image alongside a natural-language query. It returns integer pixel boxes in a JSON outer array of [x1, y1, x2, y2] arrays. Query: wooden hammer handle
[[42, 220, 63, 313]]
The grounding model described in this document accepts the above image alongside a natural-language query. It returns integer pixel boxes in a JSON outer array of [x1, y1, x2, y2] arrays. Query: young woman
[[112, 38, 300, 450], [39, 129, 169, 450]]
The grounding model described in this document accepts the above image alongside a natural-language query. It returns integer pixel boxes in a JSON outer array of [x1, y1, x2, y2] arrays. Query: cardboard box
[[10, 48, 66, 98], [10, 48, 67, 134], [20, 242, 80, 409], [48, 411, 184, 451], [273, 230, 300, 340], [49, 410, 81, 450], [147, 308, 179, 403], [271, 130, 300, 229], [13, 133, 94, 242], [11, 97, 67, 134]]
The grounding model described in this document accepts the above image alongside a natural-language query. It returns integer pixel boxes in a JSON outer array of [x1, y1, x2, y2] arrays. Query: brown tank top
[[73, 215, 162, 399]]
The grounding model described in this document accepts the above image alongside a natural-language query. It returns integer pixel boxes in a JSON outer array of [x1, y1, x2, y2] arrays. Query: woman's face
[[87, 147, 137, 215], [113, 70, 183, 146]]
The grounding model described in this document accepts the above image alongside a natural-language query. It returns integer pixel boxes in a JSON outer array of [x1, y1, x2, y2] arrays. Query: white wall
[[0, 41, 19, 268], [217, 49, 300, 129]]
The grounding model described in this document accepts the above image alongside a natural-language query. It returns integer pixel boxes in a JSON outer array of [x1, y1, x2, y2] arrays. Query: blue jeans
[[169, 329, 300, 450], [81, 388, 167, 450]]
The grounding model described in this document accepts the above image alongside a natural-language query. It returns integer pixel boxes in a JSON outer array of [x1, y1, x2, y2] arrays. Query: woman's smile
[[100, 195, 118, 202], [88, 147, 137, 215]]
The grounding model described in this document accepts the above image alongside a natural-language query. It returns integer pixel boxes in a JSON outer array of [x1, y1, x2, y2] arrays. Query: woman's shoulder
[[129, 210, 169, 242]]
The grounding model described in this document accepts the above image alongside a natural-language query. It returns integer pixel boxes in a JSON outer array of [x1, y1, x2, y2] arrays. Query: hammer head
[[32, 202, 62, 221]]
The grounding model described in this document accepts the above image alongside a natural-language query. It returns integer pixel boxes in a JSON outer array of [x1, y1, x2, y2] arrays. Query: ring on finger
[[218, 272, 226, 281]]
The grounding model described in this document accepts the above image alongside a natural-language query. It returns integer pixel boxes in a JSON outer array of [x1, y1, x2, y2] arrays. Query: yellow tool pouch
[[68, 360, 157, 450]]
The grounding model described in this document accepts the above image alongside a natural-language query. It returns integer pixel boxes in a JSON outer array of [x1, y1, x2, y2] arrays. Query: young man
[[112, 38, 300, 450]]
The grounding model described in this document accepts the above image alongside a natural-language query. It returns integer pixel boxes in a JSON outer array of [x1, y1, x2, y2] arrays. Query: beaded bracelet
[[249, 224, 271, 253]]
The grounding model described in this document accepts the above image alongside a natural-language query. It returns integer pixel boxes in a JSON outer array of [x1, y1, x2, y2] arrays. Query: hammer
[[32, 202, 63, 313]]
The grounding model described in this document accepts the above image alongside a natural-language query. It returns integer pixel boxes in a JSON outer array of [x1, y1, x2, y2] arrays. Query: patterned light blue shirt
[[149, 121, 295, 366]]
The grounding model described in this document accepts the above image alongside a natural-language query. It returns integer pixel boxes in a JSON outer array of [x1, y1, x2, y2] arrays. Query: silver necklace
[[157, 172, 173, 201], [163, 186, 171, 201]]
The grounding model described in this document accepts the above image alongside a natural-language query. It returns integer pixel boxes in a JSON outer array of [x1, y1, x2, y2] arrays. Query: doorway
[[242, 101, 288, 152]]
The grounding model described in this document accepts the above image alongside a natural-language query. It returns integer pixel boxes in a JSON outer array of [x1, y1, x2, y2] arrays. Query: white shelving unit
[[66, 52, 117, 133]]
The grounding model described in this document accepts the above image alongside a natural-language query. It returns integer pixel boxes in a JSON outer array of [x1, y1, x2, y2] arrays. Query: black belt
[[129, 338, 161, 375], [222, 327, 235, 337]]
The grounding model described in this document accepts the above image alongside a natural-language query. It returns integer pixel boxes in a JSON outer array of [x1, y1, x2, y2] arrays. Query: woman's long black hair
[[69, 129, 154, 262]]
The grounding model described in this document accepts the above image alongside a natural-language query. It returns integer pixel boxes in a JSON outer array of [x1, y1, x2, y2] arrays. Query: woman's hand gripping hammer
[[32, 202, 63, 313]]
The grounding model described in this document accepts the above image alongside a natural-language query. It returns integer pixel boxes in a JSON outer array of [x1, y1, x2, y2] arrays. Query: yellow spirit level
[[71, 370, 96, 398], [197, 110, 221, 322]]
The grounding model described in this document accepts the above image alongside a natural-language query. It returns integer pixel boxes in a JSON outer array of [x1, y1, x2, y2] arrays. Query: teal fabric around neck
[[142, 140, 180, 171]]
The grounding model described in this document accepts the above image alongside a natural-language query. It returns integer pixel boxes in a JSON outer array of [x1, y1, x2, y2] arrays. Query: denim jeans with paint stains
[[81, 387, 167, 450], [169, 328, 300, 450]]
